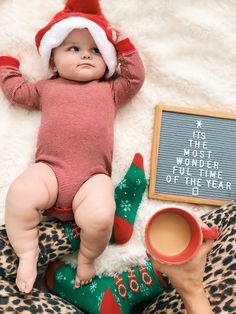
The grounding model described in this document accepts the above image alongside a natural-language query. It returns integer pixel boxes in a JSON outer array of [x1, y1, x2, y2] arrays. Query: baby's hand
[[107, 25, 128, 43]]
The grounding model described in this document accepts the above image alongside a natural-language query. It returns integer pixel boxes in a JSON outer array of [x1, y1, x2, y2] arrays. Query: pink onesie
[[0, 39, 145, 209]]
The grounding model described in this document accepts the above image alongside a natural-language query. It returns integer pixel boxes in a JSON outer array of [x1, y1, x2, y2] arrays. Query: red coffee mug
[[145, 207, 218, 264]]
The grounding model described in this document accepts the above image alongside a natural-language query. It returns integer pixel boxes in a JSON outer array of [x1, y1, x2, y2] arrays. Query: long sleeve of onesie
[[0, 56, 43, 111], [111, 38, 145, 109]]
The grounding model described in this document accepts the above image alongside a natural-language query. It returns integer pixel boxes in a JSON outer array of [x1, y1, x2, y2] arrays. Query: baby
[[0, 0, 144, 293]]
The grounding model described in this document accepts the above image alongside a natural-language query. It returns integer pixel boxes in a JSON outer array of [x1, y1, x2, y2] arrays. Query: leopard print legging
[[0, 201, 235, 313], [0, 221, 81, 313]]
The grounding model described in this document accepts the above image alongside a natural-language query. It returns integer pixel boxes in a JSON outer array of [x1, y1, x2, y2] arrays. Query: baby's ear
[[49, 55, 57, 72]]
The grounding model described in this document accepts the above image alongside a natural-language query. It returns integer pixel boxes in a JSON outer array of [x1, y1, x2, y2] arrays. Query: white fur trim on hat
[[39, 17, 117, 78]]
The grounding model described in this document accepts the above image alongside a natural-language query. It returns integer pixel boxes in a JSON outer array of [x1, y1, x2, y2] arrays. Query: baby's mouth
[[78, 63, 94, 68]]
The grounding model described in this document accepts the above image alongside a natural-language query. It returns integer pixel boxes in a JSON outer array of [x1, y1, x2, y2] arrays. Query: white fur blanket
[[0, 0, 236, 275]]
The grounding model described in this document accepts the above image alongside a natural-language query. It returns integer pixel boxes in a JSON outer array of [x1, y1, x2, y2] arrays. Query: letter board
[[149, 105, 236, 206]]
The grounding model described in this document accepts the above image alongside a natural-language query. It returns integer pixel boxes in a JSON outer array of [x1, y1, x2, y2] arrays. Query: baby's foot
[[75, 253, 96, 288], [16, 247, 39, 293]]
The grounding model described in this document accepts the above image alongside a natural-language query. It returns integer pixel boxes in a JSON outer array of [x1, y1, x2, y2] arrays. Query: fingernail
[[146, 251, 151, 258], [74, 281, 80, 288]]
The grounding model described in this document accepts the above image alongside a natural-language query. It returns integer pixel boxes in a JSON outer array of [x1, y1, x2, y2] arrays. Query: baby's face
[[52, 28, 107, 82]]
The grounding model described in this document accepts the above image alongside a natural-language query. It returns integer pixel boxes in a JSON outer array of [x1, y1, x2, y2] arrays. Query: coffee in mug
[[145, 207, 218, 264]]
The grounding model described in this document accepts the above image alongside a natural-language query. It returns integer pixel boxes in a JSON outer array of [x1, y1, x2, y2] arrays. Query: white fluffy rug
[[0, 0, 236, 275]]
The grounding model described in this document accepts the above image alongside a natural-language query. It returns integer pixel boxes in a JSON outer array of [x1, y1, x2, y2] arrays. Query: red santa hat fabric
[[35, 0, 117, 78]]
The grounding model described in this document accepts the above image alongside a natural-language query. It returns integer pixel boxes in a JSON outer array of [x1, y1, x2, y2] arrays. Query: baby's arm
[[0, 56, 43, 110], [110, 28, 145, 108]]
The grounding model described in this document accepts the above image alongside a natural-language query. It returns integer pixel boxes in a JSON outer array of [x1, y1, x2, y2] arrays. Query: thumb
[[150, 257, 172, 274], [200, 239, 214, 256]]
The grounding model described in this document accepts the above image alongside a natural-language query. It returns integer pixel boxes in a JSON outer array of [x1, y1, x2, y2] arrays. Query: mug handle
[[201, 226, 218, 240]]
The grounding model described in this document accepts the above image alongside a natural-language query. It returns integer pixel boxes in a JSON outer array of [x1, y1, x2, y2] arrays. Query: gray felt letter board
[[149, 105, 236, 206]]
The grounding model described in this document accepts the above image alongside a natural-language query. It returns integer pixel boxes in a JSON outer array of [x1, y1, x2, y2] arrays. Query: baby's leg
[[72, 174, 116, 287], [5, 162, 58, 293]]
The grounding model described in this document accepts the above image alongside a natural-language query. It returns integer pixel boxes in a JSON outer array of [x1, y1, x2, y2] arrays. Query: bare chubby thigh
[[8, 162, 58, 211], [72, 174, 115, 228]]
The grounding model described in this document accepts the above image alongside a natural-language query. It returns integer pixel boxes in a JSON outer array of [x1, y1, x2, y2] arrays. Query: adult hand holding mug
[[145, 207, 218, 314], [149, 238, 214, 314]]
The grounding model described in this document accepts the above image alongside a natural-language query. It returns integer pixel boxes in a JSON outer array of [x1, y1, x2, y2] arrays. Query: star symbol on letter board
[[196, 120, 202, 128]]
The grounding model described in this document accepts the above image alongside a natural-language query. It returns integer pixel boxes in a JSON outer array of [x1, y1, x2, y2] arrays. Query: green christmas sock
[[62, 153, 147, 249], [46, 259, 167, 314], [111, 153, 147, 244]]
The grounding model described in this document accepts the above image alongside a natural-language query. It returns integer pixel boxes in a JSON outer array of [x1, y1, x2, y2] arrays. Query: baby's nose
[[81, 51, 91, 59]]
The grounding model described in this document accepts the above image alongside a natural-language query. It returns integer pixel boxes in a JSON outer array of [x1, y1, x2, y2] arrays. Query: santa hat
[[35, 0, 117, 78]]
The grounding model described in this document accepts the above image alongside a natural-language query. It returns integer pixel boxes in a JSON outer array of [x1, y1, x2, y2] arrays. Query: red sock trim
[[100, 289, 123, 314], [45, 260, 65, 291], [133, 153, 144, 171], [113, 216, 133, 244]]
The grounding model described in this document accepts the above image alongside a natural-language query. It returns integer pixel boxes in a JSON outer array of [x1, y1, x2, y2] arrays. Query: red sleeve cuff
[[116, 38, 136, 56], [0, 56, 20, 69]]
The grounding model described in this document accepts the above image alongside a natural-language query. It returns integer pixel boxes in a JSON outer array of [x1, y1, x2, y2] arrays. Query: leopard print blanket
[[0, 201, 235, 313]]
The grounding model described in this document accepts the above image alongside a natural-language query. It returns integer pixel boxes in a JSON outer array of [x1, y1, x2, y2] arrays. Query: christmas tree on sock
[[62, 153, 147, 249], [46, 259, 167, 314]]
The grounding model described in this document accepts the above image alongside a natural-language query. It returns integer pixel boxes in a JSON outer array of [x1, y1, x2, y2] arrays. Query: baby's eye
[[68, 46, 80, 52], [91, 47, 100, 54]]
